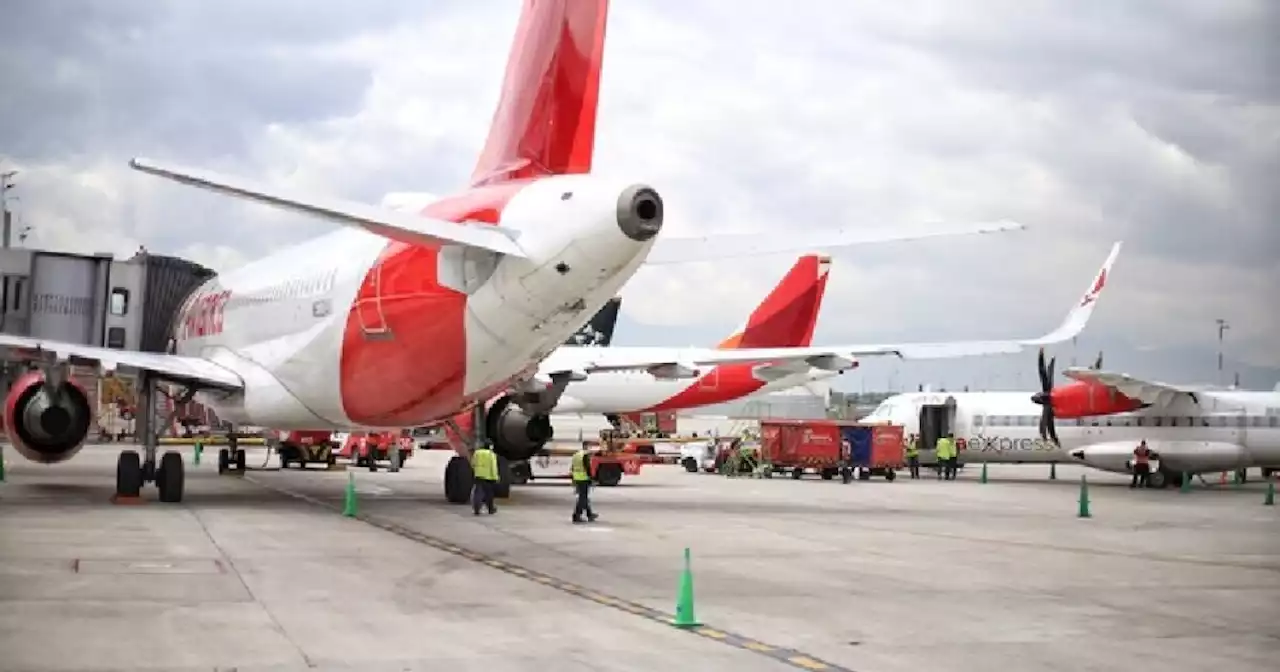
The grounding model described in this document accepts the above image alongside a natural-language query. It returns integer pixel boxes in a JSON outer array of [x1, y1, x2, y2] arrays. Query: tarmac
[[2, 444, 1278, 672]]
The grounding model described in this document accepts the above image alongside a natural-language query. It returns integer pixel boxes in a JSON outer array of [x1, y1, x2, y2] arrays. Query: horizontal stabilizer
[[643, 220, 1026, 265], [129, 158, 527, 258]]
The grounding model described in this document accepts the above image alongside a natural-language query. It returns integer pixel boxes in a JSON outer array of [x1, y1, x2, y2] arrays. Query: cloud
[[1, 0, 1276, 387]]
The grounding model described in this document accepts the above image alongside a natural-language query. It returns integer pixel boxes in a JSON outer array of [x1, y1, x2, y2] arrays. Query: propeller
[[1093, 351, 1104, 370], [1030, 348, 1060, 445]]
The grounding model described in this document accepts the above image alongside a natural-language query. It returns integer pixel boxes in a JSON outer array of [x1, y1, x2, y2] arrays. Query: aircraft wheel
[[157, 451, 185, 503], [594, 462, 623, 487], [116, 450, 143, 498], [494, 456, 512, 499], [510, 460, 532, 486], [234, 449, 247, 472], [444, 456, 473, 504], [217, 448, 230, 475], [682, 458, 698, 473]]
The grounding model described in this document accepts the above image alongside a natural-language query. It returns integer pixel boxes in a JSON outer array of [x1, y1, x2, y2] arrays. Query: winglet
[[1024, 241, 1123, 345]]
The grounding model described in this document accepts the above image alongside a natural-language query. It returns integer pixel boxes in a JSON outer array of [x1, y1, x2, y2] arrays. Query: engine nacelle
[[1049, 380, 1146, 419], [485, 394, 553, 462], [1068, 440, 1247, 475], [3, 370, 93, 464]]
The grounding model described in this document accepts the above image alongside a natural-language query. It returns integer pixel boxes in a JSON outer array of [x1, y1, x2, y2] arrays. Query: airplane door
[[355, 261, 392, 340]]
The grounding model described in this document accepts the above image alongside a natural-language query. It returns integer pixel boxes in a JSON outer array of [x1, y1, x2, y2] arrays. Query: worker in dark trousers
[[905, 434, 921, 479], [470, 441, 499, 515], [571, 444, 598, 523], [840, 438, 854, 483], [1131, 439, 1153, 488], [935, 433, 957, 480]]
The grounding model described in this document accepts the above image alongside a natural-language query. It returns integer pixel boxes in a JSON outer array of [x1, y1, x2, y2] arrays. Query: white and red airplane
[[437, 241, 1125, 501], [0, 0, 1033, 503], [861, 346, 1280, 488]]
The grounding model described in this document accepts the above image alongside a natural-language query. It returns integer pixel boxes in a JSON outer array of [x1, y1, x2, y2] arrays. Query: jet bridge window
[[109, 288, 130, 316]]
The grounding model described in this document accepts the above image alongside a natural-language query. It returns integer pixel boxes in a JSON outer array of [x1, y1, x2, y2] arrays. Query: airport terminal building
[[0, 246, 216, 434]]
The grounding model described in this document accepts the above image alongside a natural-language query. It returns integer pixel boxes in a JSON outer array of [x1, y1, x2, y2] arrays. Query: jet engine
[[485, 394, 553, 462], [3, 370, 94, 464]]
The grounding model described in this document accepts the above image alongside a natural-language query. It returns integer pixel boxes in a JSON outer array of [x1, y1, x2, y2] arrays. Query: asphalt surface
[[2, 443, 1278, 671]]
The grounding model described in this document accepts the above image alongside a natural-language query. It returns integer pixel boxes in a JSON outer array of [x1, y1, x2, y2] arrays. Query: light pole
[[1216, 319, 1229, 386], [1, 170, 17, 249]]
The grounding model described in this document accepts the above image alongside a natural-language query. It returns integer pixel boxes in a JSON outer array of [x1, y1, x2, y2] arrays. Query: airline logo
[[1079, 268, 1107, 308], [569, 324, 606, 346], [957, 435, 1060, 453], [178, 290, 231, 340], [802, 428, 833, 443]]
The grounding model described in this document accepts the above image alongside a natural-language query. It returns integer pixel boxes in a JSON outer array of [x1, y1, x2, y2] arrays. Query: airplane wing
[[0, 334, 243, 391], [128, 158, 528, 259], [1060, 368, 1205, 407], [538, 241, 1122, 378], [644, 220, 1027, 264]]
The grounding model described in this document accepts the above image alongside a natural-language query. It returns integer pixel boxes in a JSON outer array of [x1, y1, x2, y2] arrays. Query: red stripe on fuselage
[[338, 183, 528, 427], [642, 257, 829, 412]]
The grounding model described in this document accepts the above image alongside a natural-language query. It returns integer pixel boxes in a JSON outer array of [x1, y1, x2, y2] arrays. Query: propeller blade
[[1037, 348, 1050, 391], [1093, 351, 1103, 370], [1048, 356, 1056, 387], [1047, 419, 1060, 446]]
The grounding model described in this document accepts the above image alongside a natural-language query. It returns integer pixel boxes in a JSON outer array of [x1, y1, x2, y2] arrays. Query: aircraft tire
[[494, 456, 513, 499], [157, 451, 185, 503], [444, 456, 473, 504], [116, 450, 143, 498], [217, 448, 230, 475]]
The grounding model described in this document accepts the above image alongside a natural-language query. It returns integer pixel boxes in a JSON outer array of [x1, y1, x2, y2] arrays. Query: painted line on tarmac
[[247, 476, 856, 672]]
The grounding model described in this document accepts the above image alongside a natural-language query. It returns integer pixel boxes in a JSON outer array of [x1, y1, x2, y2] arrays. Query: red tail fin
[[470, 0, 610, 188], [716, 255, 831, 350]]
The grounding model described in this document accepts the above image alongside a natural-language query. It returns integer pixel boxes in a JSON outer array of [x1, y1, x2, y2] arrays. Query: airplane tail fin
[[1024, 242, 1123, 345], [716, 255, 831, 350], [470, 0, 610, 188], [565, 297, 621, 347]]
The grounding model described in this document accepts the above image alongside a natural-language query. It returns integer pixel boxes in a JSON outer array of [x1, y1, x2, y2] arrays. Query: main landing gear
[[114, 375, 203, 504], [216, 436, 248, 476], [441, 404, 517, 505]]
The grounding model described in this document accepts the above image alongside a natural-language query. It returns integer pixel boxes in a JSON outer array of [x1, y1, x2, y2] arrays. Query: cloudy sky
[[1, 0, 1276, 392]]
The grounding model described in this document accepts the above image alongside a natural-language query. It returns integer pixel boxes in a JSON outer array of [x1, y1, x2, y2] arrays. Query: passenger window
[[109, 288, 130, 316]]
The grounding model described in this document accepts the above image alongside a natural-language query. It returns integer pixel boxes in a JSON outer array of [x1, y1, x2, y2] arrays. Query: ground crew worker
[[571, 443, 598, 523], [470, 441, 499, 515], [839, 438, 853, 483], [1131, 439, 1153, 488], [935, 433, 957, 480], [905, 434, 921, 479]]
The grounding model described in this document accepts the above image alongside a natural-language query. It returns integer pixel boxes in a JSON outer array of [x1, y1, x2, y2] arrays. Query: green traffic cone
[[1077, 475, 1091, 518], [1179, 471, 1191, 493], [342, 472, 358, 517], [1264, 481, 1275, 507], [193, 442, 202, 466], [1049, 462, 1056, 480], [980, 463, 988, 484], [1233, 470, 1242, 488], [0, 448, 6, 483], [672, 547, 702, 628]]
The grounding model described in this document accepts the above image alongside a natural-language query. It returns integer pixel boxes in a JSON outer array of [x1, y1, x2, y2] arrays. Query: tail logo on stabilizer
[[1079, 268, 1108, 308]]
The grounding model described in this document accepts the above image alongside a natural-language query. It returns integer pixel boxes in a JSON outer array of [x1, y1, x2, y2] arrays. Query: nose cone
[[1031, 391, 1049, 406], [616, 184, 663, 242]]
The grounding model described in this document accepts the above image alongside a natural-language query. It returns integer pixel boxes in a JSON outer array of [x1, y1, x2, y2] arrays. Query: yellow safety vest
[[936, 438, 954, 459], [471, 448, 498, 481], [571, 450, 591, 482], [905, 440, 920, 459]]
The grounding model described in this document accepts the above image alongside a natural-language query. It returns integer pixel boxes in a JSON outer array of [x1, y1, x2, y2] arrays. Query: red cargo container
[[760, 419, 904, 482]]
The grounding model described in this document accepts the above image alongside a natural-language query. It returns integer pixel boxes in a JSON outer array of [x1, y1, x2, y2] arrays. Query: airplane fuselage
[[552, 362, 834, 414], [864, 391, 1280, 475], [172, 176, 661, 430]]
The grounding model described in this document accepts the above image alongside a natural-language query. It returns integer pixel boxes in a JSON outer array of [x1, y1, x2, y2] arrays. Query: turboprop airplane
[[437, 241, 1124, 502], [0, 0, 1029, 504], [861, 348, 1280, 488]]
